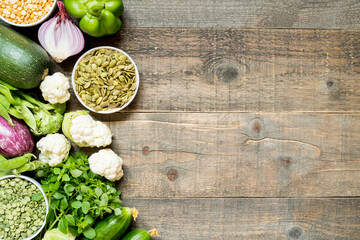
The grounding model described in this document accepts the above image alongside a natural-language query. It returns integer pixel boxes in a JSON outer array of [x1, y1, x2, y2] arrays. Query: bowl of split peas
[[0, 0, 57, 27]]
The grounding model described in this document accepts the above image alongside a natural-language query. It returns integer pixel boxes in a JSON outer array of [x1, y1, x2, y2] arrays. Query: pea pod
[[121, 228, 159, 240], [13, 160, 46, 174], [0, 153, 35, 170], [0, 170, 11, 177], [0, 154, 7, 162]]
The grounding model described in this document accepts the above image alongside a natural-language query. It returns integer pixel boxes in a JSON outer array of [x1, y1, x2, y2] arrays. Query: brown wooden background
[[12, 0, 360, 239]]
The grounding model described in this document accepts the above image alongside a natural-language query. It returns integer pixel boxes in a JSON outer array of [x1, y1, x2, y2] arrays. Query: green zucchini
[[121, 228, 159, 240], [90, 207, 136, 240], [0, 24, 51, 89]]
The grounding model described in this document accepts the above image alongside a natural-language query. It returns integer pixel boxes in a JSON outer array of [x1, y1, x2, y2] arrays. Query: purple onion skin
[[0, 116, 34, 158]]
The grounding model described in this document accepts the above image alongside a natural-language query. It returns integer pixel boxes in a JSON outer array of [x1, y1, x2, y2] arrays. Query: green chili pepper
[[64, 0, 124, 37], [0, 153, 35, 171]]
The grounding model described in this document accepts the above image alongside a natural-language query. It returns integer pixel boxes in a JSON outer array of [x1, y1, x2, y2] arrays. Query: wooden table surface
[[13, 0, 360, 239]]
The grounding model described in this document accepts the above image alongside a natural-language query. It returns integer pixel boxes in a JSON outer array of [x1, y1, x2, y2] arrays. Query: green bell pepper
[[64, 0, 124, 37]]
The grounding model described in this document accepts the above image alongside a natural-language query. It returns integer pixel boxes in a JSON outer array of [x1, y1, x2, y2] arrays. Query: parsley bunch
[[35, 152, 122, 239]]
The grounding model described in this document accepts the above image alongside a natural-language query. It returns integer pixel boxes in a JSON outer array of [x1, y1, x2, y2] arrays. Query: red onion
[[38, 2, 85, 63], [0, 116, 34, 158]]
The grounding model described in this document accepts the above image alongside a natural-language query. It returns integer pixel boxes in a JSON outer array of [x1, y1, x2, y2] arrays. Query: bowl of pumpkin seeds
[[0, 175, 49, 240], [72, 46, 139, 113]]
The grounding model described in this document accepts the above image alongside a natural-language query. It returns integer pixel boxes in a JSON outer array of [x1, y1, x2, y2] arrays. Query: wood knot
[[326, 80, 334, 87], [142, 146, 151, 155], [167, 169, 178, 181], [216, 64, 239, 82], [286, 226, 303, 240], [252, 121, 262, 134], [281, 156, 292, 167], [204, 57, 243, 84], [249, 118, 265, 139]]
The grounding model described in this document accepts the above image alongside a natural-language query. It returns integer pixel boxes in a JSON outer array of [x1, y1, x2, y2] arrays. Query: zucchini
[[121, 228, 159, 240], [0, 24, 51, 89], [90, 207, 136, 240]]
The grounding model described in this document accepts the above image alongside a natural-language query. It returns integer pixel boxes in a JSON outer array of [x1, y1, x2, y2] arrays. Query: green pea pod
[[0, 84, 16, 105], [0, 101, 12, 124], [20, 102, 37, 132], [0, 153, 35, 171], [0, 170, 12, 177], [0, 93, 10, 109], [0, 155, 7, 162], [8, 106, 24, 119], [13, 163, 31, 173], [14, 160, 45, 174], [0, 79, 18, 90]]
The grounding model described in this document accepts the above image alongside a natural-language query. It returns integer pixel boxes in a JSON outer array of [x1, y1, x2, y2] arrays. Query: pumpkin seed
[[108, 68, 114, 76], [102, 61, 109, 68], [96, 97, 103, 105], [95, 58, 102, 66], [84, 82, 91, 89], [75, 48, 137, 111], [101, 102, 108, 107], [94, 106, 103, 111], [92, 94, 100, 101]]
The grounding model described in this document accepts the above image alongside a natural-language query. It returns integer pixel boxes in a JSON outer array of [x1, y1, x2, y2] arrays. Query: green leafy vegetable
[[35, 152, 122, 238]]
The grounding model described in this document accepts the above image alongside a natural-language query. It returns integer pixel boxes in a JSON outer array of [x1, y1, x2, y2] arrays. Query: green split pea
[[0, 178, 46, 240]]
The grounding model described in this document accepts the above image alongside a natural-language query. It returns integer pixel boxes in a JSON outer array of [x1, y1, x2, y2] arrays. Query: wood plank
[[121, 0, 360, 29], [54, 28, 360, 112], [76, 112, 360, 198], [123, 198, 360, 240]]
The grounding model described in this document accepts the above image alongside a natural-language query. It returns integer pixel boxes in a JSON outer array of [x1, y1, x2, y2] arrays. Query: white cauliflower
[[37, 133, 71, 167], [89, 149, 124, 181], [40, 72, 70, 104], [62, 110, 112, 148]]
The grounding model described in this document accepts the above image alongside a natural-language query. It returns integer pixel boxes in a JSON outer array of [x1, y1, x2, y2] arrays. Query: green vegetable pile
[[0, 80, 65, 136], [35, 152, 122, 239], [0, 10, 159, 239], [0, 177, 46, 240]]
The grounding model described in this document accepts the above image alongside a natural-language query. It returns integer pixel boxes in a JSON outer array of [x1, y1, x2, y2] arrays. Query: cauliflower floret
[[40, 72, 70, 104], [69, 114, 112, 147], [89, 149, 124, 181], [37, 133, 71, 167]]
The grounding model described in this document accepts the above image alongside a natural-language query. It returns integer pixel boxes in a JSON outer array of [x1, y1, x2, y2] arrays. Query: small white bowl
[[0, 0, 57, 27], [0, 175, 49, 240], [72, 46, 140, 114]]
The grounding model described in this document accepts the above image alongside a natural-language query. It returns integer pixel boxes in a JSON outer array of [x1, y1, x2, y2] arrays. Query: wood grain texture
[[76, 112, 360, 198], [123, 198, 360, 240], [53, 28, 360, 112], [121, 0, 360, 29]]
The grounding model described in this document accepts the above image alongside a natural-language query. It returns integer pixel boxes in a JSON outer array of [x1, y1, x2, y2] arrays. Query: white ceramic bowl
[[72, 46, 140, 114], [0, 175, 49, 240], [0, 0, 57, 27]]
